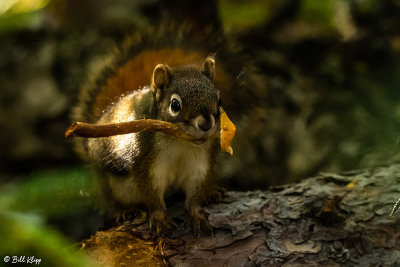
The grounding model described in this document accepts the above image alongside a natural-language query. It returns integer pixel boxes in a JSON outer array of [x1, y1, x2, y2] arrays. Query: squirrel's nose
[[195, 115, 215, 132]]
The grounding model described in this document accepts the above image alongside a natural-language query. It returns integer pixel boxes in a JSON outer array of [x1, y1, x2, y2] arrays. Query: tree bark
[[81, 160, 400, 266]]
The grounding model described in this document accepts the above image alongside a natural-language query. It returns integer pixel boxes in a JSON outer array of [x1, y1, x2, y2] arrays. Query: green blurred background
[[1, 0, 400, 265]]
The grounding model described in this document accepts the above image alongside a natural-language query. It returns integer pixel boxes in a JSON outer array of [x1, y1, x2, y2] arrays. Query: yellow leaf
[[220, 108, 236, 156]]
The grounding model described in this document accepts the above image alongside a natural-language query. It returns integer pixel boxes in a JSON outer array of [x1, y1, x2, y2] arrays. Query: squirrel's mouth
[[189, 126, 218, 145], [191, 138, 207, 145], [177, 119, 219, 145]]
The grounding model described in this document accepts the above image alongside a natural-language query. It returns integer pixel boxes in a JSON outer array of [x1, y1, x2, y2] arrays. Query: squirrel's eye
[[171, 98, 181, 113]]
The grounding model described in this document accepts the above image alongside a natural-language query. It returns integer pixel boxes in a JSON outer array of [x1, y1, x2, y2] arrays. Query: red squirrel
[[72, 26, 239, 235]]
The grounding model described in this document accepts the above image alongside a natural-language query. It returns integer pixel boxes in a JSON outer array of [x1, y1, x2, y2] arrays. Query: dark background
[[1, 0, 400, 264]]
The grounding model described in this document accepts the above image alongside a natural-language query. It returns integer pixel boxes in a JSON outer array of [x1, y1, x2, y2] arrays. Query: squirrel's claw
[[115, 213, 127, 225], [187, 205, 213, 237], [114, 209, 142, 225], [149, 209, 176, 236]]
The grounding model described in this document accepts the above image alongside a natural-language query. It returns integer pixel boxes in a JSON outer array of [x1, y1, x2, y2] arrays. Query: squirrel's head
[[151, 57, 221, 144]]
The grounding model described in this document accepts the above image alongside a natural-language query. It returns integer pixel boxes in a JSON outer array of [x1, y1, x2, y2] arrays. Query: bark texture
[[82, 160, 400, 266]]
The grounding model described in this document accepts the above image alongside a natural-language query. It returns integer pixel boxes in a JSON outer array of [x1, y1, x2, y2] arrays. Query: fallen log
[[81, 160, 400, 266]]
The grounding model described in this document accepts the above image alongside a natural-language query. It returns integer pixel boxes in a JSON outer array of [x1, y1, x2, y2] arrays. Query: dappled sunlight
[[0, 0, 49, 16]]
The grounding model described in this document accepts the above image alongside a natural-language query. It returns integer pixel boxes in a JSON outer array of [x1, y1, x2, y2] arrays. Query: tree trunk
[[81, 160, 400, 266]]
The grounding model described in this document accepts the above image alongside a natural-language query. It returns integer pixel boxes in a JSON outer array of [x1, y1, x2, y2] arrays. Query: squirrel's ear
[[152, 64, 171, 100], [202, 56, 215, 81]]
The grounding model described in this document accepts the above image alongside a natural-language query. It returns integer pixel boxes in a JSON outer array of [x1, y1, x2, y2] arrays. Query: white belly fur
[[151, 134, 210, 204]]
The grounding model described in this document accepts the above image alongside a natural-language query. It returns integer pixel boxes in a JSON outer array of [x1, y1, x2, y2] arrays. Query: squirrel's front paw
[[149, 209, 176, 236], [187, 205, 213, 237], [115, 208, 142, 225]]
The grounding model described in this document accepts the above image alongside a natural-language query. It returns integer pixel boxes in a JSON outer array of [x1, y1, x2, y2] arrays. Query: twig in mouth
[[65, 119, 195, 140]]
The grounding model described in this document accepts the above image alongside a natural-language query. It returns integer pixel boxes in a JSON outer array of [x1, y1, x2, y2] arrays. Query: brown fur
[[91, 48, 231, 120]]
